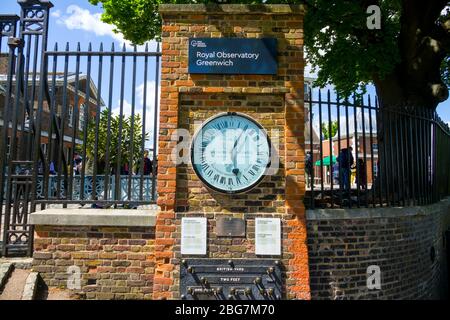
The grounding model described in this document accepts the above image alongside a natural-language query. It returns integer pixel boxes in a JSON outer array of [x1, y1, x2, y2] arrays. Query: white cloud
[[112, 99, 133, 117], [56, 5, 152, 49], [110, 81, 161, 148], [305, 63, 318, 79], [51, 9, 61, 18]]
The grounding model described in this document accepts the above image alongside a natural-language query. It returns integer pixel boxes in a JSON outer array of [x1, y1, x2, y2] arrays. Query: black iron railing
[[0, 0, 161, 257], [35, 43, 161, 208], [305, 89, 450, 209]]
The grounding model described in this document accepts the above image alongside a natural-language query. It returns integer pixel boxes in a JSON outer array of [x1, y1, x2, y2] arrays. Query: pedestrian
[[49, 161, 56, 175], [332, 161, 340, 185], [305, 151, 313, 188], [143, 150, 152, 175], [337, 147, 354, 192], [73, 152, 82, 175], [356, 159, 367, 190]]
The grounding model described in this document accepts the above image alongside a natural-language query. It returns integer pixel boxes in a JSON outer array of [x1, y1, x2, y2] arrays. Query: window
[[373, 163, 378, 177], [68, 105, 73, 127], [372, 143, 378, 152], [79, 104, 85, 130]]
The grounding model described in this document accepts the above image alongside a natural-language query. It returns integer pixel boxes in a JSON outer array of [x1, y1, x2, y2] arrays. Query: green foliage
[[304, 0, 402, 97], [89, 0, 449, 100], [85, 109, 148, 174], [322, 120, 338, 140], [89, 0, 163, 42], [88, 0, 303, 44]]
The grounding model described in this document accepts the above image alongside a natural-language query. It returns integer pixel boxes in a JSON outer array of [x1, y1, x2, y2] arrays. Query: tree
[[322, 120, 338, 139], [85, 109, 148, 174], [89, 0, 450, 109]]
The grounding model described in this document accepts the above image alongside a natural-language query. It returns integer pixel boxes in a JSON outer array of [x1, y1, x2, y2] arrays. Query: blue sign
[[188, 38, 278, 75]]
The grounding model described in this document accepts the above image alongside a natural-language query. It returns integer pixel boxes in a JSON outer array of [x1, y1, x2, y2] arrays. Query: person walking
[[305, 151, 313, 188], [143, 150, 152, 176], [356, 159, 367, 190], [337, 147, 354, 192]]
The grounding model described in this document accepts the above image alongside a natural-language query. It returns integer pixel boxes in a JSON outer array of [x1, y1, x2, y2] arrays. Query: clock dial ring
[[190, 112, 272, 194]]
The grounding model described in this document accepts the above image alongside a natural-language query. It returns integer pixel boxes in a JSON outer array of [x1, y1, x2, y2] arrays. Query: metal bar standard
[[318, 90, 324, 205], [360, 96, 368, 208], [152, 43, 161, 202], [140, 43, 149, 199], [336, 94, 343, 207], [56, 43, 70, 204], [327, 90, 333, 208], [92, 44, 104, 201], [345, 98, 350, 207], [0, 32, 19, 251], [367, 96, 377, 207], [128, 46, 138, 201], [42, 45, 58, 207], [353, 95, 360, 207], [378, 98, 390, 207], [309, 87, 314, 209], [2, 34, 25, 257], [80, 43, 93, 201], [103, 43, 115, 201], [115, 44, 127, 204], [68, 43, 82, 201]]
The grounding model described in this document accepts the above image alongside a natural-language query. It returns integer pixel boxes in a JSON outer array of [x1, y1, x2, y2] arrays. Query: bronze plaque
[[216, 217, 245, 237]]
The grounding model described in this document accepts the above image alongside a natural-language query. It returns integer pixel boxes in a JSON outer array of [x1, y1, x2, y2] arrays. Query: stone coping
[[29, 209, 157, 227], [307, 198, 450, 221], [159, 4, 305, 15]]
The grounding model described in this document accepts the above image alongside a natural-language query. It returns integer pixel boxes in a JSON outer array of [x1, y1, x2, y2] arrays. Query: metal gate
[[0, 0, 161, 257]]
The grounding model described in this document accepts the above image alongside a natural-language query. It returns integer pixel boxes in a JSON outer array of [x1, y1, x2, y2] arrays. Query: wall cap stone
[[306, 197, 450, 221], [159, 4, 305, 16], [29, 209, 157, 227]]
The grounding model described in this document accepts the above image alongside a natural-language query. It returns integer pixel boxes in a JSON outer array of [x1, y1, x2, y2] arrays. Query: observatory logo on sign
[[191, 40, 207, 48]]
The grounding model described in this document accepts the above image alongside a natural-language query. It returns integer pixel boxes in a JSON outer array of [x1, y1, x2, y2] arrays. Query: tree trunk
[[369, 0, 449, 205]]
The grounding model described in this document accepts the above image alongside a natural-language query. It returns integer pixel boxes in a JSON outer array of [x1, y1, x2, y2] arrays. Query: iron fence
[[305, 89, 450, 209], [0, 0, 161, 256]]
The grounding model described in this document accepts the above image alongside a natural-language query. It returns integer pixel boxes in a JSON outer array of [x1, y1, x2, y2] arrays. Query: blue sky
[[2, 0, 450, 126]]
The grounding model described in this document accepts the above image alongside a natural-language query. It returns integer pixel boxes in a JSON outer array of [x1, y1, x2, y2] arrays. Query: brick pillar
[[154, 4, 310, 300]]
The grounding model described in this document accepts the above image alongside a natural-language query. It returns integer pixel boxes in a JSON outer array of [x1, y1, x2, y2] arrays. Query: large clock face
[[191, 112, 271, 194]]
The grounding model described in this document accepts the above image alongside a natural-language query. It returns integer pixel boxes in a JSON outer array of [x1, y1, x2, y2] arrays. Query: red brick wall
[[155, 4, 310, 299], [33, 225, 156, 300], [307, 199, 450, 299]]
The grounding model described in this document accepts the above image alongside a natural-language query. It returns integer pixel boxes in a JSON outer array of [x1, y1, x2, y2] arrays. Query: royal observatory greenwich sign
[[188, 38, 278, 75]]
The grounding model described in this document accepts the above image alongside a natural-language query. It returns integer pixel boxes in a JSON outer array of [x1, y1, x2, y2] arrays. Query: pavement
[[0, 268, 30, 300]]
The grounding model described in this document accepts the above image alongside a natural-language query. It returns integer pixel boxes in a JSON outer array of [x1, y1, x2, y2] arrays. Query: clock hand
[[232, 135, 248, 175], [230, 129, 246, 174], [233, 128, 247, 149]]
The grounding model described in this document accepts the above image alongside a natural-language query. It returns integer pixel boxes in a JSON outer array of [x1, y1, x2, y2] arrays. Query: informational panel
[[180, 259, 283, 300], [188, 38, 278, 75], [181, 217, 207, 255], [255, 218, 281, 256]]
